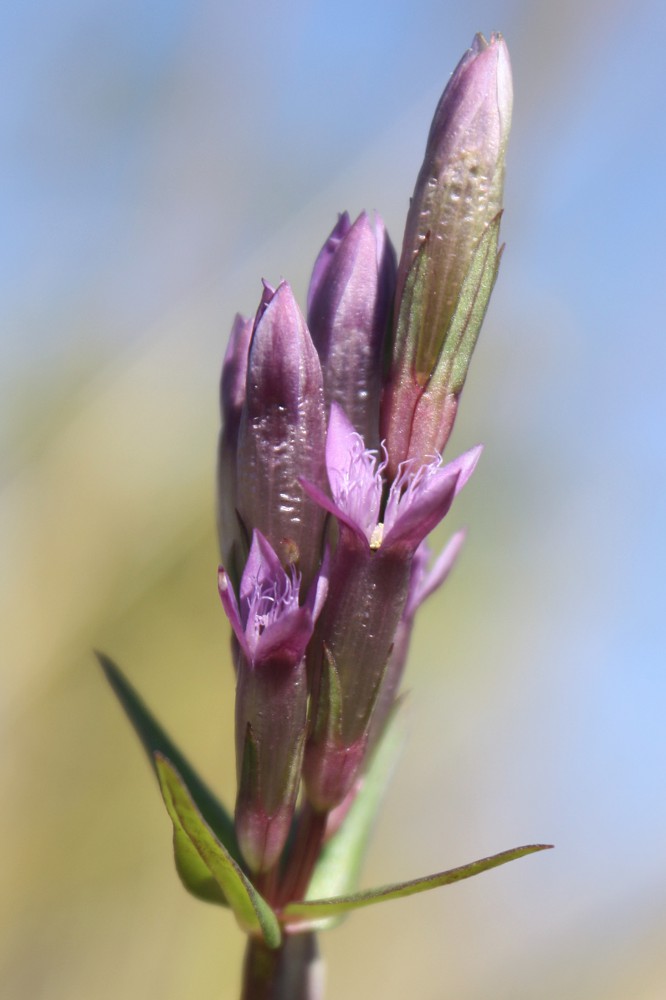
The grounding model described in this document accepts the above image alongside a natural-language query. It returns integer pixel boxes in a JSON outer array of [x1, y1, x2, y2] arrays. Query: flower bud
[[236, 281, 328, 589], [307, 212, 396, 450], [382, 32, 512, 475]]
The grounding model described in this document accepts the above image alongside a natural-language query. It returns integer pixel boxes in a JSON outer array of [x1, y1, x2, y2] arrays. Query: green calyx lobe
[[396, 214, 502, 393]]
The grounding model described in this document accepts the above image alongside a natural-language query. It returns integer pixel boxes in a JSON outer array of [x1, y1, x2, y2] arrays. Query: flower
[[299, 405, 480, 810], [218, 530, 328, 872], [304, 403, 481, 556]]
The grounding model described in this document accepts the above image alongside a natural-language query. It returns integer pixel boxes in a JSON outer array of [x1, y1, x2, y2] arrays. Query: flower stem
[[241, 933, 323, 1000], [277, 802, 328, 905]]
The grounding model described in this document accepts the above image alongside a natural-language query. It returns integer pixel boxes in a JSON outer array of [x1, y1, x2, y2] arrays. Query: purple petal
[[325, 403, 383, 541], [299, 475, 369, 547], [220, 313, 253, 425], [254, 605, 314, 665], [441, 444, 483, 496], [307, 213, 352, 316], [383, 463, 460, 552], [239, 530, 285, 612], [218, 567, 250, 660], [407, 529, 466, 617]]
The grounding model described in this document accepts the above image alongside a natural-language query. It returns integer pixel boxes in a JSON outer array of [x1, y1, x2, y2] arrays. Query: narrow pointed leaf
[[283, 844, 552, 923], [304, 706, 405, 928], [98, 652, 241, 868], [155, 754, 282, 949]]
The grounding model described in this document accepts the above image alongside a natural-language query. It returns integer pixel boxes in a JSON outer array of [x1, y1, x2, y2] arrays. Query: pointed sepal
[[155, 754, 282, 948], [282, 844, 552, 924]]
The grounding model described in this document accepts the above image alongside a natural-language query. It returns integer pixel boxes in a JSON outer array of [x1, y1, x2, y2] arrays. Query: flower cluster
[[217, 32, 513, 883]]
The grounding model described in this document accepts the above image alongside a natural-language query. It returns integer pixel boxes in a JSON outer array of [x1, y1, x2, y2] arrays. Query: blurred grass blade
[[284, 844, 552, 923], [97, 652, 241, 865], [156, 754, 282, 948], [305, 707, 405, 928]]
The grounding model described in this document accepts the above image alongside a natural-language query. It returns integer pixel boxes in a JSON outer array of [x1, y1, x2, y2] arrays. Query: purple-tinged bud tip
[[307, 212, 396, 450]]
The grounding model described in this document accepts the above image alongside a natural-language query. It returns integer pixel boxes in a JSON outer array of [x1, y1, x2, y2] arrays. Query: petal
[[239, 530, 284, 610], [299, 475, 369, 548], [254, 606, 314, 666], [325, 402, 383, 540], [441, 444, 483, 496], [307, 212, 352, 316], [406, 529, 467, 618], [218, 567, 250, 660], [383, 467, 460, 552]]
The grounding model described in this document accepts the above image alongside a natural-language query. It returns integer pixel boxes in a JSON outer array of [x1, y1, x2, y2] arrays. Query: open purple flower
[[219, 530, 326, 669], [300, 405, 480, 810], [303, 403, 481, 556], [218, 530, 328, 872]]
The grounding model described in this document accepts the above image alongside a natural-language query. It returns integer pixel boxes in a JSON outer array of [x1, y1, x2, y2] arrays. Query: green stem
[[241, 933, 324, 1000]]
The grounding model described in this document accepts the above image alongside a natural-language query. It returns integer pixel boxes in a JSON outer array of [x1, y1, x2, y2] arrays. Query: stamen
[[330, 430, 386, 541]]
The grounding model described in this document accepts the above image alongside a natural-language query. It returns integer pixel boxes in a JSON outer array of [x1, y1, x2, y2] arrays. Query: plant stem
[[277, 802, 328, 905], [241, 933, 324, 1000]]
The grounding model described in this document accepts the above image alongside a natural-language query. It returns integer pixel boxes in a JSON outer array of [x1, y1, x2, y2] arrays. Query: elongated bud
[[382, 32, 512, 475], [236, 281, 328, 588], [308, 212, 396, 449]]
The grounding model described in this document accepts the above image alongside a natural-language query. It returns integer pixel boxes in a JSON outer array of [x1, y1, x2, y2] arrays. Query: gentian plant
[[100, 32, 551, 999]]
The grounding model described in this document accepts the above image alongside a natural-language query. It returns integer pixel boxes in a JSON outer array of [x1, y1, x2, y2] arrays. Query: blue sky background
[[2, 1, 666, 997]]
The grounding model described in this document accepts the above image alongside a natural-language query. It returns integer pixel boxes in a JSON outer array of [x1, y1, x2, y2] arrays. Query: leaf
[[155, 754, 282, 949], [283, 844, 552, 923], [304, 706, 405, 928], [97, 651, 243, 904]]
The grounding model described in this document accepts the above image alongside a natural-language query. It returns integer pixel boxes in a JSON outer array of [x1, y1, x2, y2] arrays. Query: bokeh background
[[3, 0, 666, 997]]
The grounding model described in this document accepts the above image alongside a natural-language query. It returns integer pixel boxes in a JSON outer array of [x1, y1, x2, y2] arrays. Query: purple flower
[[218, 530, 328, 872], [300, 405, 480, 810], [304, 403, 481, 556]]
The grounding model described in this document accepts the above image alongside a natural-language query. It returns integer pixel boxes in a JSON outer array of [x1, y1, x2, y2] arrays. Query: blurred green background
[[3, 0, 666, 997]]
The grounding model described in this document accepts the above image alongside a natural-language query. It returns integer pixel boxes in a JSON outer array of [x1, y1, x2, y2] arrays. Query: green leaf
[[97, 651, 243, 901], [305, 707, 405, 928], [155, 754, 282, 949], [283, 844, 552, 924]]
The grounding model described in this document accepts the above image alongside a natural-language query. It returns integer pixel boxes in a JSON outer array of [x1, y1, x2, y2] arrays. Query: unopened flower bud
[[382, 32, 512, 475], [236, 281, 328, 588], [308, 212, 396, 450]]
